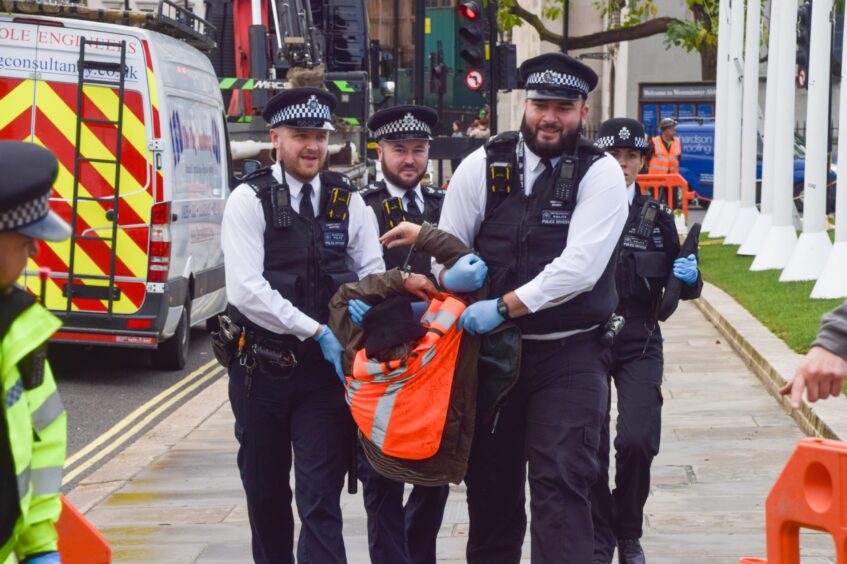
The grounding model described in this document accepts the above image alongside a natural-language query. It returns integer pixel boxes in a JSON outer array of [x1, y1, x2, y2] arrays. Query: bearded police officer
[[434, 53, 629, 563], [352, 105, 449, 564], [590, 118, 701, 564], [221, 87, 384, 563], [0, 142, 70, 564]]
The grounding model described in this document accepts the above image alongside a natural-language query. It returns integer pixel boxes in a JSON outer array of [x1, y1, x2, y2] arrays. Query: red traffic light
[[458, 1, 480, 20]]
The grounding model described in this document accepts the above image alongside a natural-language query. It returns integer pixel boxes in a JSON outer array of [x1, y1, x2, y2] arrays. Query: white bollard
[[812, 3, 847, 298], [712, 0, 746, 238], [781, 0, 834, 281], [702, 0, 732, 234], [726, 0, 762, 245], [751, 0, 798, 270], [739, 0, 781, 256]]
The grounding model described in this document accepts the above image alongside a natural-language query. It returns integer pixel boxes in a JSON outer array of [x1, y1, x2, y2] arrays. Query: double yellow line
[[63, 359, 225, 486]]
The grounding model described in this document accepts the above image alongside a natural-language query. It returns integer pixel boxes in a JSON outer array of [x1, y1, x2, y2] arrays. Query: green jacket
[[0, 288, 66, 562]]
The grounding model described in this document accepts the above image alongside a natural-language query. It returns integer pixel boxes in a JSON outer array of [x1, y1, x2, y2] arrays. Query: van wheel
[[153, 301, 191, 371], [793, 182, 805, 214]]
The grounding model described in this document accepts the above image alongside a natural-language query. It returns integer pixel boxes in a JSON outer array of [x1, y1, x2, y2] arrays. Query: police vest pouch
[[322, 222, 349, 248], [633, 251, 668, 280], [382, 197, 407, 228], [263, 270, 303, 305], [488, 162, 512, 194], [326, 188, 352, 221]]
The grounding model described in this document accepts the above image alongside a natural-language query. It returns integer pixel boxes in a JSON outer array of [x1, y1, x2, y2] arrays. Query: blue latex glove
[[457, 298, 504, 335], [348, 299, 372, 325], [24, 553, 61, 564], [672, 254, 699, 285], [315, 326, 345, 383], [442, 253, 488, 292]]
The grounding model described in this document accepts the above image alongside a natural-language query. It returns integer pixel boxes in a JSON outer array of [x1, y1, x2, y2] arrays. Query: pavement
[[65, 287, 844, 563]]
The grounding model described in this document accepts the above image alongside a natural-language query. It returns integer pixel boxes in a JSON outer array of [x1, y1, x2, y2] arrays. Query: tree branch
[[507, 2, 681, 50]]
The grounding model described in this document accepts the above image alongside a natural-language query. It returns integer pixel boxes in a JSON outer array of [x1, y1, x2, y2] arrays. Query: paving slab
[[73, 300, 832, 562]]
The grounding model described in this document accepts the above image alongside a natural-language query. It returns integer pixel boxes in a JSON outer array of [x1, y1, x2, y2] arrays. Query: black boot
[[617, 539, 645, 564]]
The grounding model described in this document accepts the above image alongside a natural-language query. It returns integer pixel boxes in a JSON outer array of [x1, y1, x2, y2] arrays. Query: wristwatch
[[496, 297, 510, 319]]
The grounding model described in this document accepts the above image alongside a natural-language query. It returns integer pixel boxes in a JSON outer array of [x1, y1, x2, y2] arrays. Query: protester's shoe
[[618, 539, 645, 564]]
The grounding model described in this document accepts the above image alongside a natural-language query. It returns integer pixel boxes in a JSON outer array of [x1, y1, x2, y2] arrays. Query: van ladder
[[66, 38, 128, 316]]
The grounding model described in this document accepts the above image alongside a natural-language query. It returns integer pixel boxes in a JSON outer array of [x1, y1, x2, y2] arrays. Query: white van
[[0, 5, 229, 369]]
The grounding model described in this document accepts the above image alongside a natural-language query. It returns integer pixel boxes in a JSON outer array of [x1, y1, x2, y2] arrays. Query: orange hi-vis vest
[[347, 295, 466, 460], [648, 135, 681, 174]]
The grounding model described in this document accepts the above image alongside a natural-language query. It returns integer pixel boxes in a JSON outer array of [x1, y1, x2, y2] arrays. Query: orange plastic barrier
[[740, 438, 847, 564], [636, 173, 696, 219], [56, 496, 111, 564]]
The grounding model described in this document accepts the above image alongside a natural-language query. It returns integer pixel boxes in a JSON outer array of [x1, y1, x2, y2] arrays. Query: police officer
[[435, 53, 629, 563], [0, 142, 70, 564], [221, 88, 384, 563], [352, 105, 449, 564], [590, 118, 701, 564]]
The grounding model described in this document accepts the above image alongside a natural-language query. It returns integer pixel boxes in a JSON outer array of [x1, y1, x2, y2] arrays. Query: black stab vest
[[476, 132, 619, 334], [360, 181, 444, 275], [615, 190, 679, 314], [242, 167, 358, 325]]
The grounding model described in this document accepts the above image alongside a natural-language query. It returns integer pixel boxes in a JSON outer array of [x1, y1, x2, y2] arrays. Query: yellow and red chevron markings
[[1, 76, 152, 314]]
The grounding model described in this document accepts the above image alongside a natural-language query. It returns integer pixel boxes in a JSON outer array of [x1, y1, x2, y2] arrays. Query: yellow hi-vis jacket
[[648, 135, 682, 174], [1, 289, 66, 563]]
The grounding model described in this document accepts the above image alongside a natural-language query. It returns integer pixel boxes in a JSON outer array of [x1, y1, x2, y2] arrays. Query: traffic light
[[797, 0, 812, 88], [430, 41, 447, 95], [496, 43, 518, 91], [457, 1, 485, 68]]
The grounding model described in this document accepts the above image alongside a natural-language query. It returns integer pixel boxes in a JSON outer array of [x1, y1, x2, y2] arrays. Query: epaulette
[[240, 166, 274, 183], [320, 170, 356, 190], [576, 136, 607, 159], [358, 181, 388, 199], [659, 201, 673, 215], [422, 185, 445, 199]]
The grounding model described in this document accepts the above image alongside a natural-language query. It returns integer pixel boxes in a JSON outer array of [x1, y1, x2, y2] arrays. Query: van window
[[168, 96, 226, 199]]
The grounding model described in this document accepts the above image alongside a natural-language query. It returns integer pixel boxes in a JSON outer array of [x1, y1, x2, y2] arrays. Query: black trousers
[[465, 330, 611, 564], [591, 318, 664, 563], [358, 447, 450, 564], [228, 342, 353, 564]]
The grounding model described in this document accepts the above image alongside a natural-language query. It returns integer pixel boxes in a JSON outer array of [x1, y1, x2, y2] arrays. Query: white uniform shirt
[[434, 139, 628, 338], [222, 163, 385, 340]]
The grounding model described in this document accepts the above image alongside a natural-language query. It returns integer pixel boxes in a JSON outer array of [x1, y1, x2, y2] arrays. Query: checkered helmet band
[[595, 131, 648, 150], [525, 70, 589, 97], [0, 192, 51, 232], [270, 95, 332, 127], [373, 112, 432, 140]]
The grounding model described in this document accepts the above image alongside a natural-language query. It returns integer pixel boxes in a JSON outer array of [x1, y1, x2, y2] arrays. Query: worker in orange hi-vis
[[647, 118, 682, 175]]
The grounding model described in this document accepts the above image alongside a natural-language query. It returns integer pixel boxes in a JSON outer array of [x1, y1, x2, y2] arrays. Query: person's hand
[[380, 221, 422, 249], [457, 299, 504, 335], [779, 346, 847, 409], [315, 326, 345, 383], [404, 273, 444, 301], [442, 253, 487, 292], [672, 254, 699, 285], [348, 299, 372, 325], [23, 552, 61, 564]]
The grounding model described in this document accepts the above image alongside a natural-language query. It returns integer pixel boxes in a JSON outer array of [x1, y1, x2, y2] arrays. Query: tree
[[498, 0, 720, 80]]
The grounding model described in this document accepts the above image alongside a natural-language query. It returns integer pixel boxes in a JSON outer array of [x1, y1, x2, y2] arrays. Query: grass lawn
[[698, 237, 843, 354]]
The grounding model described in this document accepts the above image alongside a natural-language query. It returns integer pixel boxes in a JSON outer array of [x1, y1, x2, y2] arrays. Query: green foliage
[[664, 0, 719, 53], [698, 237, 842, 354]]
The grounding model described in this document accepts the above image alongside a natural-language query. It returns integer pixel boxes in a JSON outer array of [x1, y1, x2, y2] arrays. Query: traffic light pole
[[414, 0, 425, 105], [488, 0, 498, 134]]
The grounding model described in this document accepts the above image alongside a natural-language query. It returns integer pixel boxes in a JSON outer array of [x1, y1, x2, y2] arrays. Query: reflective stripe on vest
[[17, 465, 30, 502], [32, 390, 64, 433], [648, 135, 681, 174], [31, 465, 63, 497], [348, 295, 467, 460]]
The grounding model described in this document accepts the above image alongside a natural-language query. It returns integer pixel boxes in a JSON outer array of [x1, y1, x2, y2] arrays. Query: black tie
[[530, 158, 554, 196], [405, 192, 421, 217], [299, 183, 315, 220]]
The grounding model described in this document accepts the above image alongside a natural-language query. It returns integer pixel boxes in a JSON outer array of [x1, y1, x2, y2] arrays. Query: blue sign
[[697, 103, 714, 118], [660, 104, 676, 120], [642, 104, 658, 134], [678, 104, 695, 118]]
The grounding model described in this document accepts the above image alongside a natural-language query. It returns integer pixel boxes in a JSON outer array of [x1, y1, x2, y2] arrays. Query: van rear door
[[9, 20, 154, 315]]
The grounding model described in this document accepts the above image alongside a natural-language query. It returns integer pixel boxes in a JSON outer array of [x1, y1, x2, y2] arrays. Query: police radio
[[554, 156, 579, 202], [270, 183, 293, 229], [636, 199, 661, 238]]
